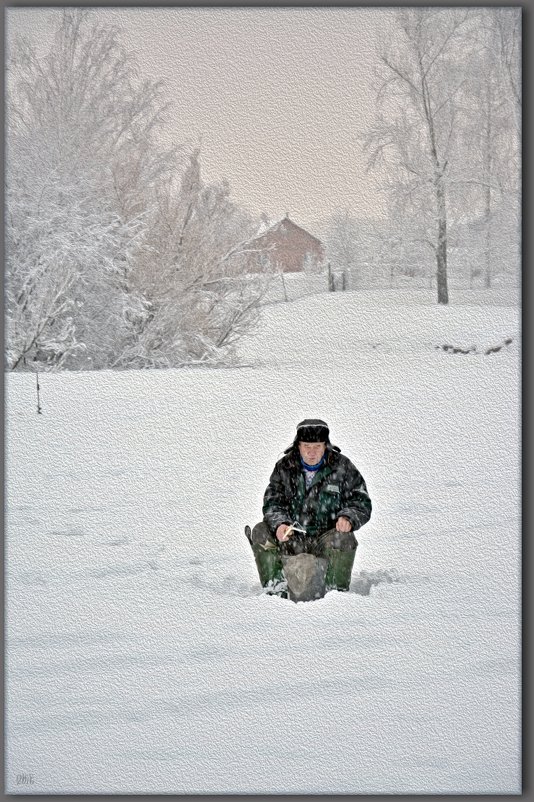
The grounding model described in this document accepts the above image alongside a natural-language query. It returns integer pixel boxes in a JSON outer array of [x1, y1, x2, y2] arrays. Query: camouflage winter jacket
[[262, 445, 372, 538]]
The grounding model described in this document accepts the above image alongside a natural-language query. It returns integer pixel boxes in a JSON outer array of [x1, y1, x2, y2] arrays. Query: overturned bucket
[[282, 554, 328, 602]]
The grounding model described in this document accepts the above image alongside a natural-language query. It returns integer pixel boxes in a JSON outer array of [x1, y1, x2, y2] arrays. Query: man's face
[[298, 441, 326, 466]]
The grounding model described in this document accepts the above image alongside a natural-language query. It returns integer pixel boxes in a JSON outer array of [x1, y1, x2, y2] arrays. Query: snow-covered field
[[6, 290, 521, 794]]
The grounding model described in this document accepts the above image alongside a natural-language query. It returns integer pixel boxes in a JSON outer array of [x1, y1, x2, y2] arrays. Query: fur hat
[[295, 419, 330, 444]]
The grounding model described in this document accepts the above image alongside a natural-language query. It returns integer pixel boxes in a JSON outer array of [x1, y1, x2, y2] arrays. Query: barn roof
[[249, 215, 323, 247]]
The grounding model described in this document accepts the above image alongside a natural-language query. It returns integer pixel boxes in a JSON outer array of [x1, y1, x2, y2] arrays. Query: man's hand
[[276, 524, 291, 541], [336, 516, 352, 533]]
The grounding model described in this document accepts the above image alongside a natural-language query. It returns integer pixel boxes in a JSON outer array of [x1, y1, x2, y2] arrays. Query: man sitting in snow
[[248, 419, 372, 596]]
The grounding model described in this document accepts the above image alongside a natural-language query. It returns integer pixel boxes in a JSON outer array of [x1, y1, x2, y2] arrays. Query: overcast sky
[[7, 7, 394, 231]]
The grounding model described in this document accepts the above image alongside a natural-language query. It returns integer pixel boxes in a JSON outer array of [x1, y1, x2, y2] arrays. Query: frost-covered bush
[[120, 150, 266, 369]]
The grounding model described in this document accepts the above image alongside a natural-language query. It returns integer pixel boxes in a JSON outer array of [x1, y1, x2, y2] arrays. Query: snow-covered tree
[[7, 10, 265, 371], [6, 9, 176, 370], [448, 8, 521, 288], [362, 9, 484, 304], [324, 209, 361, 288], [361, 8, 520, 300], [121, 150, 266, 368]]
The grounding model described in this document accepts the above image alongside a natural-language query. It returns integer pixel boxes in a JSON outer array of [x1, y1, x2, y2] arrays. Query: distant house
[[241, 214, 326, 274]]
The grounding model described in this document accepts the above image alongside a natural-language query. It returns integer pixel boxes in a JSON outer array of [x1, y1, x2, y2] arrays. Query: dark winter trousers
[[250, 522, 358, 591]]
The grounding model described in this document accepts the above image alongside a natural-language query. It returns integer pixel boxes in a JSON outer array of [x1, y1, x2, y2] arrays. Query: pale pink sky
[[8, 7, 393, 230]]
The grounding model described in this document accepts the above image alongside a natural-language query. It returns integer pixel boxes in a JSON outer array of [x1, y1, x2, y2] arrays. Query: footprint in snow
[[86, 563, 150, 580], [49, 529, 86, 538]]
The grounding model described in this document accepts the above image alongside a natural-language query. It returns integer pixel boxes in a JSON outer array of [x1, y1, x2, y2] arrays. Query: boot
[[246, 525, 287, 595], [251, 541, 285, 588], [318, 528, 358, 592], [324, 548, 356, 592]]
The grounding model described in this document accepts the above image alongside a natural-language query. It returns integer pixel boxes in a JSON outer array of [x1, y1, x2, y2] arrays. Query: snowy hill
[[6, 292, 520, 794]]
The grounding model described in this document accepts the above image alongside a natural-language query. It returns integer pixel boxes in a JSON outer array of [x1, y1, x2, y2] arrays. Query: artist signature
[[16, 773, 35, 786]]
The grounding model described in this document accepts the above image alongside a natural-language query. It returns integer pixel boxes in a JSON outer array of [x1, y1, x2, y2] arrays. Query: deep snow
[[6, 290, 520, 794]]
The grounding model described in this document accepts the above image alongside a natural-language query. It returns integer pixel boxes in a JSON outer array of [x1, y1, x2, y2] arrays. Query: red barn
[[242, 215, 326, 273]]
